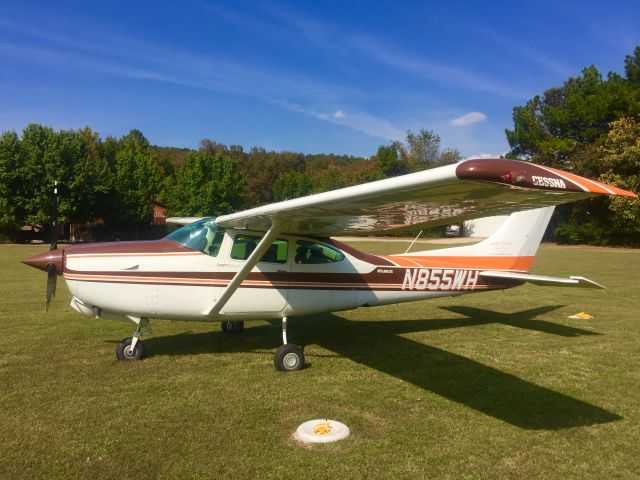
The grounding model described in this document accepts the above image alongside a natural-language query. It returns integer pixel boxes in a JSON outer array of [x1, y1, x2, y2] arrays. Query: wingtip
[[458, 158, 639, 198], [569, 276, 605, 289]]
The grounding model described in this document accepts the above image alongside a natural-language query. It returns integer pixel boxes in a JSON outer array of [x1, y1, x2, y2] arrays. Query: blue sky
[[1, 1, 639, 157]]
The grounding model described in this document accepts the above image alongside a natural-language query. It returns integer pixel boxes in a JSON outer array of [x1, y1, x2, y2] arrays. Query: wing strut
[[204, 217, 282, 317]]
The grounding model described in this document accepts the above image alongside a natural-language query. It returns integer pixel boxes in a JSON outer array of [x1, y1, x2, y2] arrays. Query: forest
[[1, 47, 639, 245]]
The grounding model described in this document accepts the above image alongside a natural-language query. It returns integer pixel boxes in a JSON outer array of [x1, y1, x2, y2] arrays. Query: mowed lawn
[[1, 242, 639, 479]]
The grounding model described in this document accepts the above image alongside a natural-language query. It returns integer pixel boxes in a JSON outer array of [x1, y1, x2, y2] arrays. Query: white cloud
[[274, 101, 402, 140], [450, 112, 488, 127], [464, 152, 508, 160], [212, 6, 532, 100], [331, 110, 403, 140], [347, 35, 531, 99], [2, 20, 409, 141]]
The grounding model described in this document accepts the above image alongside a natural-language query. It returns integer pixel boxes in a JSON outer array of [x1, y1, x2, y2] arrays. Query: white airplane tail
[[402, 206, 556, 272]]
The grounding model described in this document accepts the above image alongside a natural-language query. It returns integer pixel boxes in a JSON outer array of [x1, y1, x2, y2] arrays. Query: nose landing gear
[[116, 316, 149, 361], [116, 335, 145, 361]]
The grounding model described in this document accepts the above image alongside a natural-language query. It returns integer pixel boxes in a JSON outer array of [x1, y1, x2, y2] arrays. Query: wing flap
[[479, 271, 604, 289]]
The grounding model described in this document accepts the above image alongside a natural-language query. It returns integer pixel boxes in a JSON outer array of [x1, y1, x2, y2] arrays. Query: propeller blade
[[46, 263, 57, 311], [50, 182, 59, 251]]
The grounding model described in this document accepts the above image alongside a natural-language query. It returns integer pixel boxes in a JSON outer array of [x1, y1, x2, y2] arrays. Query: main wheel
[[221, 320, 244, 334], [274, 344, 305, 372], [116, 337, 145, 361]]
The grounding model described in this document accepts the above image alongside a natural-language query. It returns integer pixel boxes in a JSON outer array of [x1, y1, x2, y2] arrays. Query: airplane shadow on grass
[[142, 305, 620, 430]]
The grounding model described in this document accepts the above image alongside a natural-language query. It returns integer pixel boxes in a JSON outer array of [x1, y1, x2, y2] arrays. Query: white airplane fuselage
[[58, 230, 515, 323]]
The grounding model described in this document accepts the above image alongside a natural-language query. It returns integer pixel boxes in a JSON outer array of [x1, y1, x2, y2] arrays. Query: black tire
[[116, 337, 145, 361], [221, 320, 244, 334], [274, 344, 304, 372]]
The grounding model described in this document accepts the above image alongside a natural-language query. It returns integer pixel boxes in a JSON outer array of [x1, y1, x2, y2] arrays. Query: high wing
[[216, 158, 636, 235]]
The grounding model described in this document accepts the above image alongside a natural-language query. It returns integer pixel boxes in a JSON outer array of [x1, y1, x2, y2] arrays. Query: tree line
[[1, 46, 638, 245], [0, 124, 459, 238]]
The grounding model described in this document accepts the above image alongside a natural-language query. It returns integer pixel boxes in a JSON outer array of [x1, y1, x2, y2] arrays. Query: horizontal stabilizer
[[479, 271, 604, 289]]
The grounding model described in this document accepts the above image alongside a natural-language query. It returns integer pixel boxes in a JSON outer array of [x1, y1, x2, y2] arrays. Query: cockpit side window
[[294, 240, 345, 264], [230, 234, 289, 263], [165, 218, 224, 257]]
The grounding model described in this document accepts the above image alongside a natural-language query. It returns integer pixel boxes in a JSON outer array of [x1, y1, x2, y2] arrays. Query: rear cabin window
[[294, 240, 345, 264], [230, 235, 289, 264], [166, 218, 224, 257]]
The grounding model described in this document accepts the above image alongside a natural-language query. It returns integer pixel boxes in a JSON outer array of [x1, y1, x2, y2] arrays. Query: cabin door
[[221, 233, 289, 314]]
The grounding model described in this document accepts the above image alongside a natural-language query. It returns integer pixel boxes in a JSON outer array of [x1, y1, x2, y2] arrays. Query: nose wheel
[[274, 316, 304, 371], [116, 317, 148, 361], [116, 336, 145, 361]]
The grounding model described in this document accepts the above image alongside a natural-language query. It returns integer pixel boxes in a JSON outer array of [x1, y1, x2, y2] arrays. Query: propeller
[[45, 181, 59, 311]]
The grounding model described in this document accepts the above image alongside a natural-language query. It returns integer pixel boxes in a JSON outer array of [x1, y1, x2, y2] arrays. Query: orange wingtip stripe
[[545, 166, 637, 197]]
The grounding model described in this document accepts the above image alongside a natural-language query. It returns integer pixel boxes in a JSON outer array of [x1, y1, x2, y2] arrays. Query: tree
[[404, 129, 441, 167], [168, 151, 246, 216], [598, 117, 640, 242], [395, 129, 462, 171], [505, 46, 640, 245], [108, 130, 167, 227], [19, 124, 73, 228], [0, 131, 23, 230], [240, 148, 305, 207], [372, 144, 404, 178], [68, 127, 113, 224], [505, 64, 640, 168], [309, 165, 346, 193], [272, 171, 312, 201], [624, 46, 640, 84], [199, 138, 227, 156]]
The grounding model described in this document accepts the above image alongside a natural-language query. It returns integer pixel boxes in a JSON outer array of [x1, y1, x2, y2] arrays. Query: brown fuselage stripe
[[63, 275, 517, 292], [65, 239, 194, 256], [64, 266, 522, 292]]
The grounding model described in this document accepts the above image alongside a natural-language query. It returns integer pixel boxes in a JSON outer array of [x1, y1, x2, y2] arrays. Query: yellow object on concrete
[[568, 312, 594, 319], [313, 421, 332, 435]]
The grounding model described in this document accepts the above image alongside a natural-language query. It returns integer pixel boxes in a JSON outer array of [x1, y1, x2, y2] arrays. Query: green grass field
[[1, 242, 639, 479]]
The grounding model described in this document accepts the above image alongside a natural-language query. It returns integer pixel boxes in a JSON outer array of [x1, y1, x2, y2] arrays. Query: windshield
[[166, 218, 225, 257]]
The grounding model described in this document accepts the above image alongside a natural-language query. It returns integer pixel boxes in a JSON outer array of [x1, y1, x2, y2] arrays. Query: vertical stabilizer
[[401, 207, 555, 272]]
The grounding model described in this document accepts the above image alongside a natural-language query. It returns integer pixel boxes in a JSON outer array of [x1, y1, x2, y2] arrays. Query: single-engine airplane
[[23, 159, 637, 371]]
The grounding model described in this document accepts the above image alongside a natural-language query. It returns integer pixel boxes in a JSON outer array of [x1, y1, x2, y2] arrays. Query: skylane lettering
[[402, 268, 479, 291]]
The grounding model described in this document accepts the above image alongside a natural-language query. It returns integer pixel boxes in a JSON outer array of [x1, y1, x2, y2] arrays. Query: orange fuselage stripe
[[382, 255, 534, 271]]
